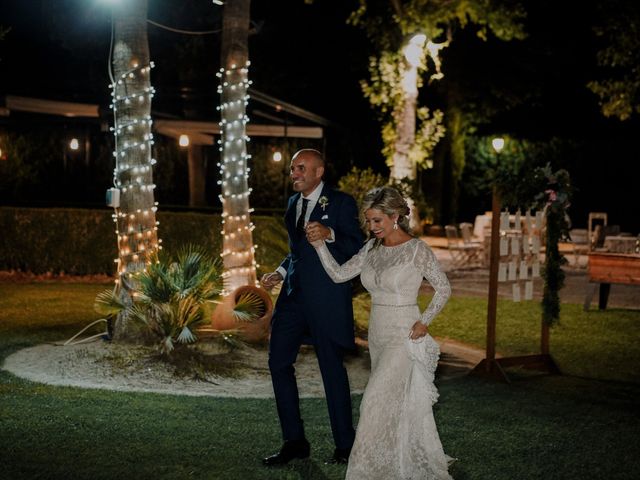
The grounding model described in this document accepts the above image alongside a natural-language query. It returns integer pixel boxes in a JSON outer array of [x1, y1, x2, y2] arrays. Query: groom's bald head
[[290, 149, 325, 196], [291, 149, 324, 167]]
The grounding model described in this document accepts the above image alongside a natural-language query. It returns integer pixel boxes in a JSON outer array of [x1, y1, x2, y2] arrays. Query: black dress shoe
[[262, 439, 310, 466], [325, 447, 351, 465]]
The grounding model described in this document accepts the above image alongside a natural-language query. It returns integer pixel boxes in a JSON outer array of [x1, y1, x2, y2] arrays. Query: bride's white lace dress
[[316, 237, 454, 480]]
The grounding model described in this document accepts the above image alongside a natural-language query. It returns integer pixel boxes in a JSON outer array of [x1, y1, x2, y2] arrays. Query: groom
[[260, 149, 364, 466]]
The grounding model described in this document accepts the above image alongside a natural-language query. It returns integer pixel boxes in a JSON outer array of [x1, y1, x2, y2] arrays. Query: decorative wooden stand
[[471, 323, 561, 384], [470, 188, 560, 383]]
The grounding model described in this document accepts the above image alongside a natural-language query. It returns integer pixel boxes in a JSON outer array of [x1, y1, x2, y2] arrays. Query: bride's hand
[[409, 321, 428, 340], [305, 221, 329, 248]]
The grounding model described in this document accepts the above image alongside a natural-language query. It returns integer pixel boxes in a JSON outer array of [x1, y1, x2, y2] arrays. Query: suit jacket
[[275, 185, 364, 347]]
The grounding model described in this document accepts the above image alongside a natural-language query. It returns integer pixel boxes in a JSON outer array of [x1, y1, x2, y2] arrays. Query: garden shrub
[[0, 207, 288, 276]]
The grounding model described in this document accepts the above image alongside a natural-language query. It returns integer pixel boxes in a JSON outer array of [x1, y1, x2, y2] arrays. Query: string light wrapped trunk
[[108, 0, 160, 341], [217, 0, 257, 294]]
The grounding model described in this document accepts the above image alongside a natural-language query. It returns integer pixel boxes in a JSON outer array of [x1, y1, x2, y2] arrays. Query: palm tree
[[218, 0, 257, 293], [109, 0, 159, 338], [95, 246, 262, 354]]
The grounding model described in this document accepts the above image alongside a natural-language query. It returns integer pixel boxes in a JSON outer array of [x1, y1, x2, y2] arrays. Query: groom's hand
[[260, 272, 283, 290], [305, 222, 331, 245]]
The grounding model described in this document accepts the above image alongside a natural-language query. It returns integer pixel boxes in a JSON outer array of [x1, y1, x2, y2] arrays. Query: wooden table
[[584, 252, 640, 310]]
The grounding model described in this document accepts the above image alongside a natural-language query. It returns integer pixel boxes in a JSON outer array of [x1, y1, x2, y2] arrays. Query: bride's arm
[[414, 240, 451, 325], [313, 240, 372, 283]]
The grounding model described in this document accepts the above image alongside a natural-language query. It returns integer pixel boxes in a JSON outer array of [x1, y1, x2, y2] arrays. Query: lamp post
[[485, 137, 504, 371]]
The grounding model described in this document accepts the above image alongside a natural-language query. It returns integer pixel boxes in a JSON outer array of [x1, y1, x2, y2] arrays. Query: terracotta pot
[[211, 285, 273, 343]]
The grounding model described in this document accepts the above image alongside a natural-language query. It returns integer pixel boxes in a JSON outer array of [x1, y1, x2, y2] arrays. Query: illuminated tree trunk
[[218, 0, 257, 293], [391, 73, 418, 181], [110, 0, 159, 339], [391, 61, 421, 229]]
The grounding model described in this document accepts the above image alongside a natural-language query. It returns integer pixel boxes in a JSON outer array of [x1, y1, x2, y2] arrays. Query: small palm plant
[[95, 245, 263, 354]]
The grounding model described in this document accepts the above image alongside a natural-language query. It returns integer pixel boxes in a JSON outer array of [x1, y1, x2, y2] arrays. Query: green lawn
[[425, 296, 640, 384], [1, 283, 639, 479]]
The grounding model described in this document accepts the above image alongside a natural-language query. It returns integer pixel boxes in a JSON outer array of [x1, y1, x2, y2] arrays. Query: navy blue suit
[[269, 185, 364, 450]]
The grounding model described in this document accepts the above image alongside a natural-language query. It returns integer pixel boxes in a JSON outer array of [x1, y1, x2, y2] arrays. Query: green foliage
[[233, 290, 267, 323], [360, 44, 446, 171], [338, 166, 387, 207], [349, 0, 526, 178], [0, 207, 288, 276], [532, 166, 572, 326], [461, 136, 578, 209], [95, 245, 226, 353], [94, 246, 266, 353], [0, 207, 116, 275], [349, 0, 526, 46], [94, 287, 126, 318], [588, 0, 640, 120], [411, 107, 446, 169], [338, 166, 434, 223]]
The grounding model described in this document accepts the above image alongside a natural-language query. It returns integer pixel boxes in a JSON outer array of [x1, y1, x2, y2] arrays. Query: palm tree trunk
[[218, 0, 257, 293], [110, 0, 159, 339]]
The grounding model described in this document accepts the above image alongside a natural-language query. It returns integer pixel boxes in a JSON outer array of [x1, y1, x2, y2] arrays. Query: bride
[[305, 186, 454, 479]]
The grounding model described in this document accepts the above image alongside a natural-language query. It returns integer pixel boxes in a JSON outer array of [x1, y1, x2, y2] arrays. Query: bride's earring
[[393, 220, 398, 230]]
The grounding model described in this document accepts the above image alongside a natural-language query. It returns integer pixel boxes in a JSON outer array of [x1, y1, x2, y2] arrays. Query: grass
[[1, 282, 640, 479], [425, 296, 640, 383], [353, 292, 640, 383]]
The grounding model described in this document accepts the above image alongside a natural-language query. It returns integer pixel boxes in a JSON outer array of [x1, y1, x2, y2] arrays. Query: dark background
[[1, 0, 639, 233]]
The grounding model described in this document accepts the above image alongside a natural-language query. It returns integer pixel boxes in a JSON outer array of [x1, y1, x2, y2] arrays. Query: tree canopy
[[588, 0, 640, 120]]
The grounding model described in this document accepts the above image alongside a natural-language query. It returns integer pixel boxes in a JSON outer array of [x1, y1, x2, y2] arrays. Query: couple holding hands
[[260, 149, 454, 479]]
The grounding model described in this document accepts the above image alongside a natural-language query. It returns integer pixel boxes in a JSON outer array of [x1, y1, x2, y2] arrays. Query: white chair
[[445, 225, 483, 268]]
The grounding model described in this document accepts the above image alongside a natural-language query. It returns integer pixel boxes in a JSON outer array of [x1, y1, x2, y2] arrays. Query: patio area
[[421, 236, 640, 310]]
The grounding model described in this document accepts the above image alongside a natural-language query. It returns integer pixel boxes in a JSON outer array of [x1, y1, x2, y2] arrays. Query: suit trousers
[[268, 293, 355, 450]]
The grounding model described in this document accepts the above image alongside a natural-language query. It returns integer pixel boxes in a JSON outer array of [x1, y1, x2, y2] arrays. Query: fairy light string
[[216, 61, 259, 294], [109, 61, 161, 284]]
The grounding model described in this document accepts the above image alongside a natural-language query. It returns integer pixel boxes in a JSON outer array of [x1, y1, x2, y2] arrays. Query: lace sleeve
[[414, 240, 451, 325], [315, 240, 372, 283]]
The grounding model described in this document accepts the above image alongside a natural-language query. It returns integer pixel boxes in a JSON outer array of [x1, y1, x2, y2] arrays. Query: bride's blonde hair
[[361, 186, 411, 238]]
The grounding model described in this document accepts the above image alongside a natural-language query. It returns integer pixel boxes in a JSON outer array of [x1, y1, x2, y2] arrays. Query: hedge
[[0, 207, 288, 276]]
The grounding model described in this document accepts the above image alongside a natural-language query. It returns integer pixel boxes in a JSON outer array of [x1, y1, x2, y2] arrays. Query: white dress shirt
[[277, 182, 335, 280]]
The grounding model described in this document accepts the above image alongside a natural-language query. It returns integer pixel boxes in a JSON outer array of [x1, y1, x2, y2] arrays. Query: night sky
[[1, 0, 639, 232]]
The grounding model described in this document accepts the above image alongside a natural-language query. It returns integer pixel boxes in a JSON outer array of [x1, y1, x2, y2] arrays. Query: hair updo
[[361, 186, 411, 235]]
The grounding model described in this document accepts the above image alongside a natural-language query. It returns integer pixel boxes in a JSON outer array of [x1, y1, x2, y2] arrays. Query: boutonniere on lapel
[[318, 196, 329, 211]]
